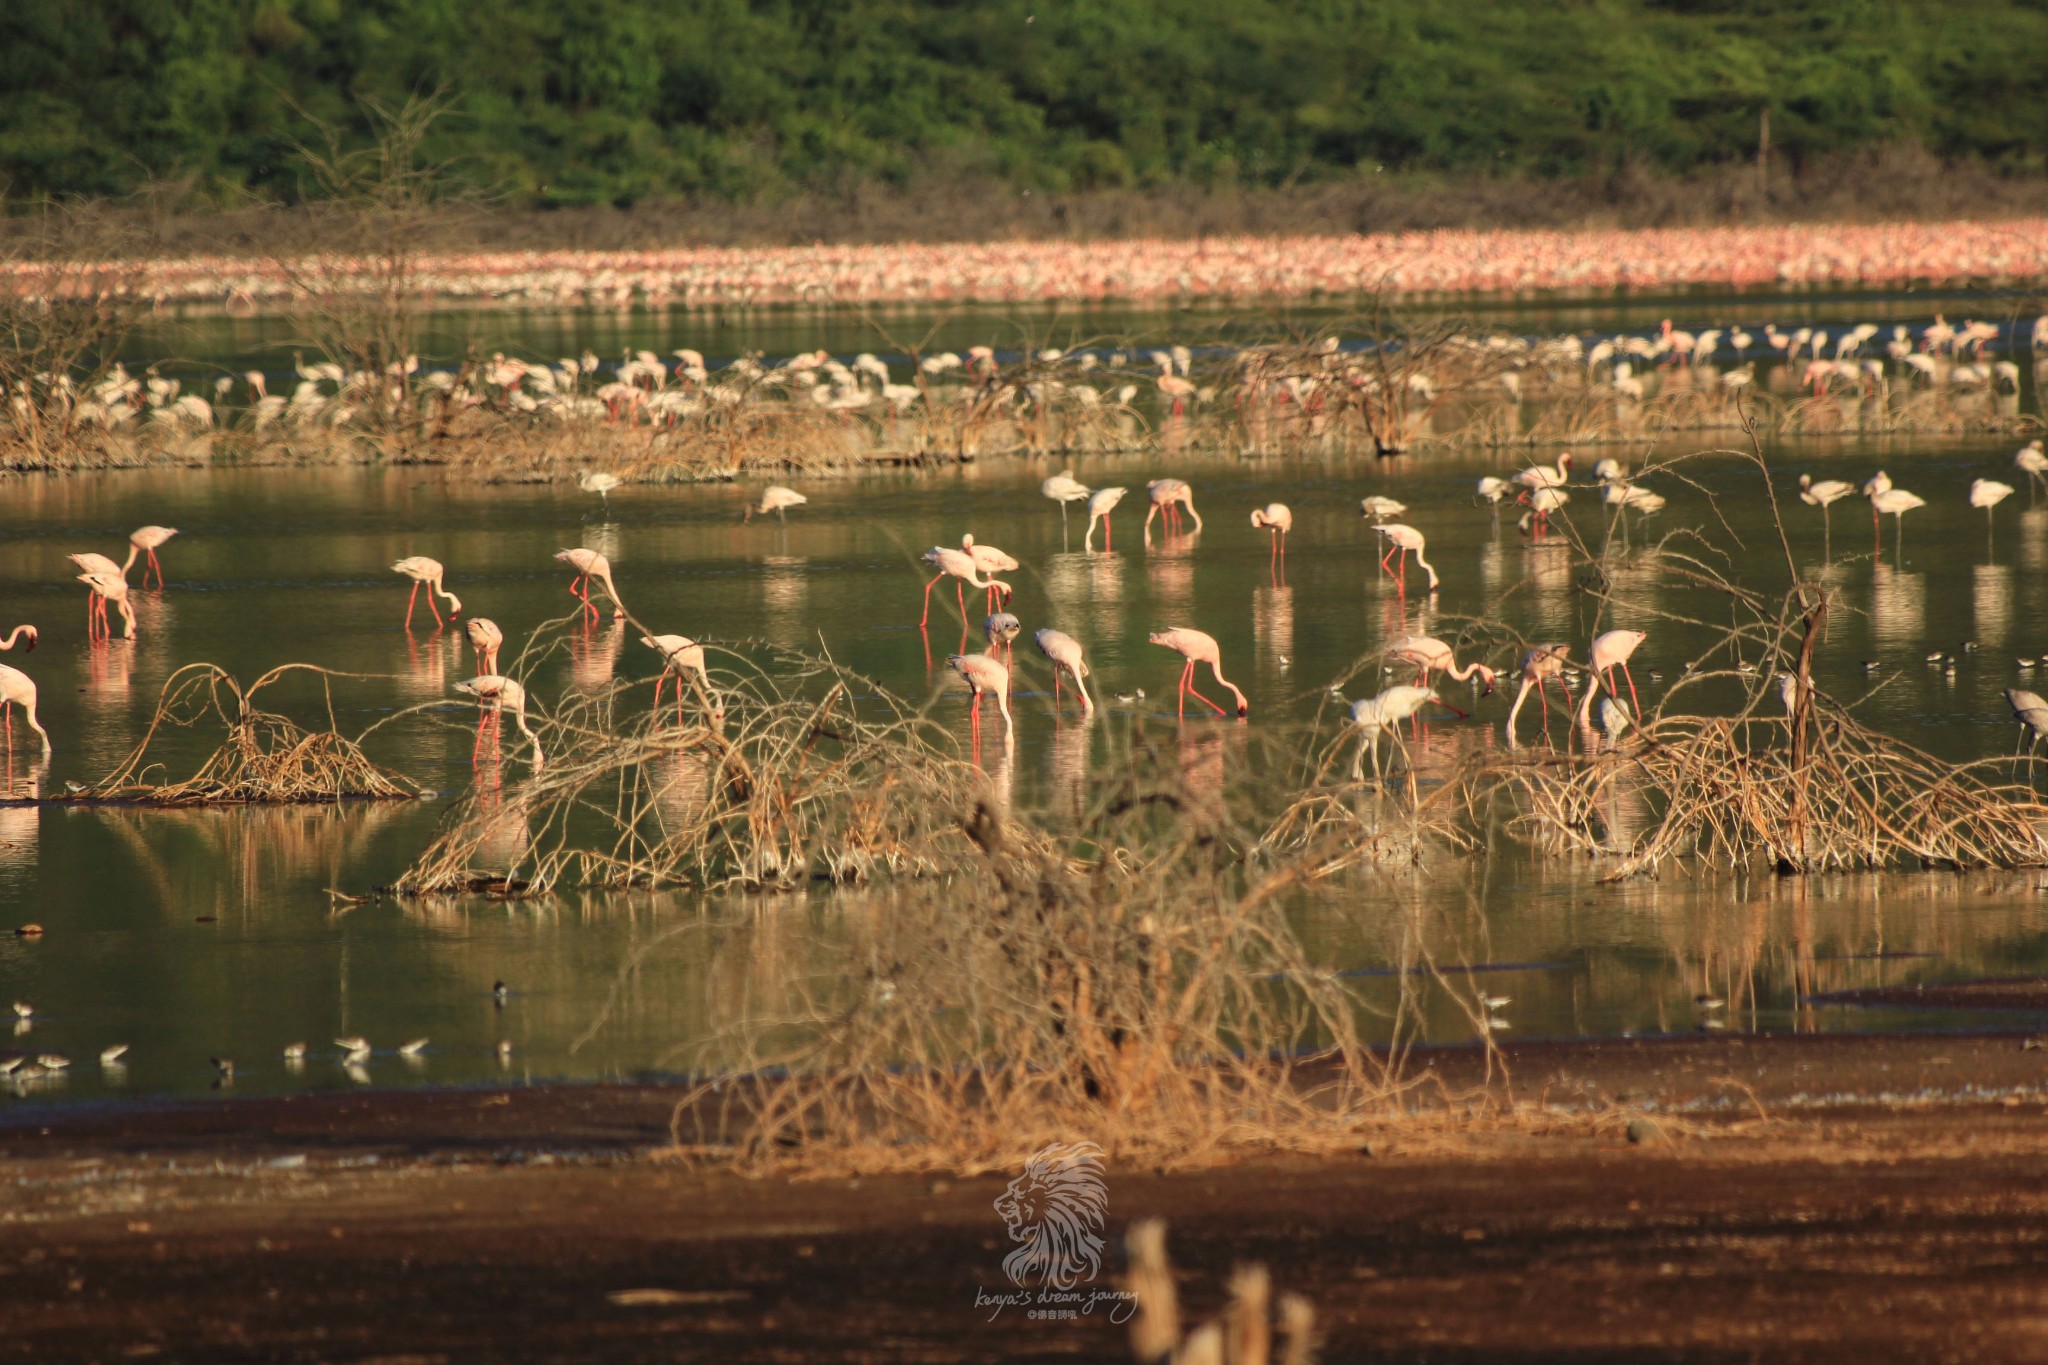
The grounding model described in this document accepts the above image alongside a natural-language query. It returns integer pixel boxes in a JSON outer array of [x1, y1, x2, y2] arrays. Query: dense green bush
[[4, 0, 2045, 209]]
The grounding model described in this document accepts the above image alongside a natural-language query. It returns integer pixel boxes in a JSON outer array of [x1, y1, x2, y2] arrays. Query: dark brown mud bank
[[7, 1032, 2048, 1363]]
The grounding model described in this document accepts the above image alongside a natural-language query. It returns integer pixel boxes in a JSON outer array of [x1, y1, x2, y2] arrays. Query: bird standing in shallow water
[[1143, 479, 1203, 539], [1251, 503, 1292, 570], [1504, 644, 1573, 745], [2007, 688, 2048, 764], [391, 557, 461, 630], [1033, 628, 1093, 712], [1868, 486, 1927, 561], [1576, 630, 1648, 728], [127, 526, 178, 588], [1149, 628, 1248, 719], [1797, 474, 1855, 561], [1348, 686, 1462, 780], [555, 548, 625, 622], [1373, 524, 1440, 595], [1971, 478, 2015, 555], [465, 618, 503, 676], [455, 675, 542, 770], [743, 486, 807, 522], [947, 651, 1013, 741], [919, 546, 1011, 630], [78, 571, 135, 640], [1042, 469, 1091, 533], [1084, 486, 1128, 551]]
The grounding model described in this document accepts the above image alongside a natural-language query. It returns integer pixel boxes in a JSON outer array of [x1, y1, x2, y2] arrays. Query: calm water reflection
[[3, 438, 2048, 1106]]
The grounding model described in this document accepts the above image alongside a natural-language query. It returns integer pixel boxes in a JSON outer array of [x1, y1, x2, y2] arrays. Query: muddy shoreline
[[7, 1031, 2048, 1362]]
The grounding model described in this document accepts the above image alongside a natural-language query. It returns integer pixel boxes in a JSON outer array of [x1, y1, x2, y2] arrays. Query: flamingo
[[1861, 470, 1892, 550], [1034, 628, 1094, 712], [555, 548, 625, 621], [1359, 495, 1407, 521], [1372, 523, 1440, 594], [1797, 474, 1856, 560], [1148, 627, 1248, 718], [1475, 476, 1511, 509], [1971, 478, 2016, 553], [947, 651, 1013, 741], [1520, 484, 1570, 538], [78, 571, 135, 640], [961, 535, 1021, 613], [578, 471, 621, 514], [1042, 469, 1091, 531], [2006, 688, 2048, 763], [920, 546, 1012, 628], [1869, 486, 1927, 560], [0, 664, 50, 759], [1503, 643, 1573, 744], [1143, 479, 1203, 537], [1084, 486, 1128, 551], [0, 626, 36, 653], [392, 557, 461, 630], [1250, 503, 1292, 567], [454, 675, 542, 770], [743, 486, 807, 522], [465, 618, 503, 676], [1348, 686, 1460, 780], [643, 634, 708, 721], [2014, 439, 2048, 503], [982, 609, 1021, 665], [1576, 629, 1648, 726], [1390, 636, 1496, 694], [127, 526, 177, 588], [1514, 452, 1573, 489]]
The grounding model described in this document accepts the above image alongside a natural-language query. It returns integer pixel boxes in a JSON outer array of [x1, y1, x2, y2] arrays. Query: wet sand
[[6, 1031, 2048, 1362]]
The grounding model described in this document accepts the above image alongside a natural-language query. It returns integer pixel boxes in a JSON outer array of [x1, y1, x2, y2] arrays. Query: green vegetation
[[4, 0, 2047, 212]]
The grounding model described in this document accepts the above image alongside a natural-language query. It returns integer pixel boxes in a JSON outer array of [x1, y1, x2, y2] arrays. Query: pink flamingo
[[1390, 636, 1496, 693], [643, 634, 707, 722], [947, 651, 1013, 741], [1085, 486, 1128, 551], [1149, 627, 1249, 718], [128, 526, 178, 589], [1503, 644, 1573, 744], [465, 618, 503, 676], [0, 663, 50, 760], [1143, 479, 1203, 538], [454, 675, 542, 770], [1577, 629, 1648, 726], [919, 546, 1012, 629], [1372, 524, 1440, 595], [0, 626, 35, 653], [960, 535, 1020, 613], [1033, 628, 1093, 712], [1250, 503, 1292, 568], [556, 548, 625, 622], [392, 557, 461, 630], [78, 571, 135, 640]]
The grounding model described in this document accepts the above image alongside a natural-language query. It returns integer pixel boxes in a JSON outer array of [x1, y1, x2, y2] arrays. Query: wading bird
[[2006, 688, 2048, 763], [2015, 439, 2048, 502], [555, 548, 625, 622], [0, 664, 50, 759], [1034, 628, 1093, 712], [983, 611, 1021, 668], [919, 546, 1012, 629], [947, 651, 1012, 741], [1797, 474, 1856, 560], [743, 486, 807, 523], [464, 618, 503, 676], [578, 471, 621, 514], [78, 571, 135, 640], [1084, 486, 1128, 551], [1504, 643, 1573, 744], [0, 626, 34, 653], [1359, 495, 1407, 521], [1250, 503, 1292, 567], [1372, 523, 1440, 595], [391, 557, 461, 630], [127, 526, 178, 588], [1041, 469, 1091, 531], [960, 535, 1020, 613], [1390, 636, 1496, 694], [1149, 627, 1248, 718], [1971, 478, 2015, 553], [1576, 629, 1648, 726], [1349, 685, 1463, 780], [454, 675, 542, 770], [642, 634, 707, 721], [1869, 486, 1927, 560], [1143, 478, 1203, 537]]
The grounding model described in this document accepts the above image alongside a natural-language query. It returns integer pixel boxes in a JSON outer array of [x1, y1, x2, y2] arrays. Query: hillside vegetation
[[4, 1, 2046, 227]]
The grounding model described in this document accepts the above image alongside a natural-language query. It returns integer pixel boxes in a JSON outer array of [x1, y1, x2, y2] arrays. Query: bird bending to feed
[[465, 618, 503, 676], [1034, 628, 1094, 712], [983, 613, 1021, 675], [1797, 474, 1856, 559], [1149, 627, 1248, 718], [1373, 524, 1440, 594], [1360, 495, 1407, 521], [127, 526, 178, 588], [1041, 469, 1091, 530], [1868, 486, 1927, 558], [1250, 504, 1292, 565], [642, 634, 707, 720], [2008, 689, 2048, 760], [578, 471, 621, 512], [454, 675, 543, 770], [1576, 629, 1648, 727], [919, 546, 1012, 629], [555, 548, 625, 621], [1475, 476, 1511, 508], [1504, 644, 1573, 743], [1143, 478, 1203, 538], [1084, 486, 1128, 551], [743, 485, 807, 522], [1390, 636, 1496, 694], [0, 626, 35, 654], [335, 1036, 370, 1060], [960, 535, 1021, 613], [946, 651, 1013, 740], [1349, 686, 1460, 779], [77, 571, 136, 640], [99, 1044, 127, 1066], [391, 557, 461, 630]]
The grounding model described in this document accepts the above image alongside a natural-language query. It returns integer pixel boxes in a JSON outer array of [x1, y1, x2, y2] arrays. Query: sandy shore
[[6, 1031, 2048, 1361]]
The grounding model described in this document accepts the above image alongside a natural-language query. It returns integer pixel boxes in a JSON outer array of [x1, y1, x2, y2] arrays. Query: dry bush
[[74, 663, 419, 805]]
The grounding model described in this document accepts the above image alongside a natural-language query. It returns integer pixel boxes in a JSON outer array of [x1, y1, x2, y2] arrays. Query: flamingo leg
[[653, 673, 666, 716], [1537, 676, 1553, 740], [147, 547, 164, 588], [919, 574, 944, 628], [1178, 659, 1192, 718], [955, 580, 967, 623], [426, 588, 443, 626], [1621, 662, 1642, 718], [1183, 661, 1229, 716], [404, 582, 420, 631], [1105, 515, 1113, 552]]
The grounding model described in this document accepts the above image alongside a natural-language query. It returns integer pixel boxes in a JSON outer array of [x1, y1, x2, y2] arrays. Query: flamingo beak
[[1480, 678, 1494, 698], [24, 635, 35, 653]]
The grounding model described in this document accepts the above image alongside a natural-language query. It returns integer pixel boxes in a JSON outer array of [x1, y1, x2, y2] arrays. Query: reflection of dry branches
[[72, 663, 418, 805]]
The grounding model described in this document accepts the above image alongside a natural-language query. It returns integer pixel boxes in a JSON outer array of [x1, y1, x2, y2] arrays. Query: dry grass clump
[[73, 663, 418, 804]]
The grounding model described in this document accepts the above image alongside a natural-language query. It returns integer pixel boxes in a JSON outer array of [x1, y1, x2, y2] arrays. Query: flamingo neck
[[121, 544, 140, 575], [0, 626, 27, 649], [1413, 550, 1441, 591]]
